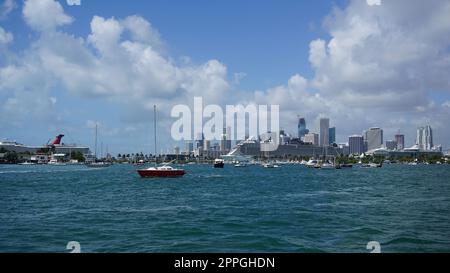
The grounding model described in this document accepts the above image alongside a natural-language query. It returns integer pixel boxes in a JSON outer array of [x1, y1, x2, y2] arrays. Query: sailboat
[[137, 105, 186, 178], [86, 123, 111, 168]]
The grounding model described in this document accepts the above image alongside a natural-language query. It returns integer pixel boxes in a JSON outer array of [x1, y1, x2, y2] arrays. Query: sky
[[1, 0, 450, 155]]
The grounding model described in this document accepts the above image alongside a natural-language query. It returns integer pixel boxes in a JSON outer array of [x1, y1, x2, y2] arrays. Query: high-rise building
[[364, 127, 383, 151], [204, 139, 211, 151], [416, 126, 433, 150], [185, 141, 193, 155], [329, 127, 336, 145], [195, 133, 204, 150], [304, 133, 319, 146], [226, 126, 232, 151], [220, 128, 230, 152], [385, 140, 397, 150], [349, 135, 364, 155], [174, 146, 180, 155], [298, 117, 309, 139], [319, 118, 330, 147], [395, 134, 405, 150]]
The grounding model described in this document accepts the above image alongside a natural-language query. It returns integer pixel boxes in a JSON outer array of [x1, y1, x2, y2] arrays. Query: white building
[[364, 127, 383, 151], [416, 126, 433, 151], [304, 133, 319, 146]]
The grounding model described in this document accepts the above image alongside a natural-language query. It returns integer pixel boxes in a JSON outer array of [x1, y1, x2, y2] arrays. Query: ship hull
[[137, 169, 186, 178]]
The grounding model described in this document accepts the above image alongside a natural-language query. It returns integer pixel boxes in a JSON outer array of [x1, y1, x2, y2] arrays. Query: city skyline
[[1, 0, 450, 154]]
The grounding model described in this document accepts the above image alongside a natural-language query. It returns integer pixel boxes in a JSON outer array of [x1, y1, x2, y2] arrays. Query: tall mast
[[154, 105, 157, 167], [94, 123, 98, 160]]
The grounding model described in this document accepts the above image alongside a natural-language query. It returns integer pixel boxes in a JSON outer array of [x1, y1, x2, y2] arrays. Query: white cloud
[[66, 0, 81, 6], [1, 0, 450, 148], [366, 0, 381, 6], [310, 0, 450, 110], [2, 1, 231, 131], [233, 72, 247, 85], [0, 26, 13, 44], [23, 0, 73, 32]]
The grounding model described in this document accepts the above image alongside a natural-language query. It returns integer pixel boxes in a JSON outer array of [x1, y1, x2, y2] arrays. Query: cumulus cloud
[[310, 0, 450, 108], [1, 0, 231, 134], [0, 26, 13, 44], [1, 0, 450, 148], [23, 0, 73, 32], [253, 0, 450, 145], [66, 0, 81, 6], [366, 0, 381, 6]]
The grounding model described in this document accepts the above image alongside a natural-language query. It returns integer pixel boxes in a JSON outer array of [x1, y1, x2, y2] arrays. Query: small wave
[[0, 168, 101, 175], [384, 236, 440, 246]]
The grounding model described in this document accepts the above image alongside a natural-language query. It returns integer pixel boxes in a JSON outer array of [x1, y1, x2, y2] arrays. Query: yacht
[[305, 159, 318, 168], [213, 159, 225, 168], [234, 161, 248, 167]]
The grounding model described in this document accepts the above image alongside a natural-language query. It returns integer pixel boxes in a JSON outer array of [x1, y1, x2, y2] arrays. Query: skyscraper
[[204, 139, 211, 151], [195, 133, 204, 150], [349, 135, 364, 155], [329, 127, 336, 145], [319, 118, 330, 147], [298, 117, 309, 139], [416, 126, 433, 150], [364, 127, 383, 151], [226, 126, 232, 151], [185, 141, 193, 155], [395, 134, 405, 150], [220, 127, 230, 153]]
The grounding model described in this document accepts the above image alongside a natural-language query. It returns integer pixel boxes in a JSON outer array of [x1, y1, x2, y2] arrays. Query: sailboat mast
[[154, 105, 157, 167], [94, 123, 98, 160]]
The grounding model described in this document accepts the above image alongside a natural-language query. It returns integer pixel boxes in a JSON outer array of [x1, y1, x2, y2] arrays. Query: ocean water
[[0, 163, 449, 253]]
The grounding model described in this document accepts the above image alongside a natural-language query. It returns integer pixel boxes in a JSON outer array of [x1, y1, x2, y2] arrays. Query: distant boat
[[137, 165, 186, 178], [48, 159, 67, 166], [320, 162, 335, 170], [18, 161, 36, 165], [137, 105, 186, 178], [86, 123, 111, 168], [361, 163, 382, 168], [213, 159, 225, 168], [234, 161, 248, 167], [341, 164, 353, 168], [86, 161, 111, 168], [262, 162, 280, 168], [306, 159, 318, 168]]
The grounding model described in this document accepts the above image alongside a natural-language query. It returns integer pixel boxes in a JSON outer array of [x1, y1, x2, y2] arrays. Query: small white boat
[[48, 159, 67, 166], [305, 159, 318, 168], [234, 162, 248, 167], [86, 161, 111, 168], [320, 162, 335, 169], [18, 161, 36, 165], [361, 163, 382, 168]]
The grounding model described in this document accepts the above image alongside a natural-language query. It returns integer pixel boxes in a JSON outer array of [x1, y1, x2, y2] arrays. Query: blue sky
[[1, 0, 450, 154]]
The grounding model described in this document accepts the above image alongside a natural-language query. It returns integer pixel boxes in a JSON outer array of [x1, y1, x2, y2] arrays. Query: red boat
[[137, 166, 186, 178], [137, 105, 186, 178]]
